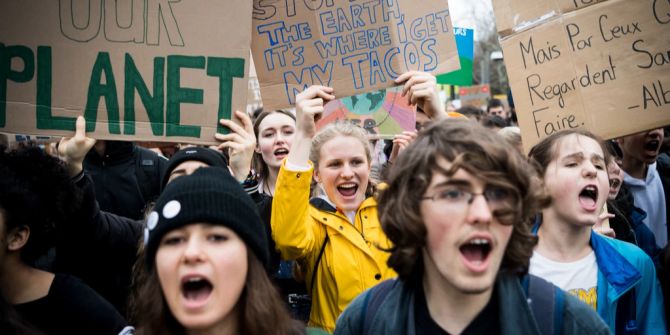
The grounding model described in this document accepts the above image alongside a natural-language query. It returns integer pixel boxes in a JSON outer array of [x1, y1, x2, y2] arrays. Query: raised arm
[[287, 85, 334, 167], [57, 116, 142, 254], [271, 85, 334, 260], [215, 110, 256, 182]]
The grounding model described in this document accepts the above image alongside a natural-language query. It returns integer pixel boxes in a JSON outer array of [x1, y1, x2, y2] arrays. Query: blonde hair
[[309, 122, 372, 167], [309, 122, 375, 197]]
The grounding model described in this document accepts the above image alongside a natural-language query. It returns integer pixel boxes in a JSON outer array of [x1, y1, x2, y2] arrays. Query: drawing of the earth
[[341, 89, 386, 115]]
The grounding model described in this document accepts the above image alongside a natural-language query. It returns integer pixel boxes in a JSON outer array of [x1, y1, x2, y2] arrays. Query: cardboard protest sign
[[459, 84, 491, 109], [251, 0, 461, 110], [494, 0, 670, 152], [0, 1, 252, 145], [494, 0, 608, 37], [317, 87, 415, 138], [437, 27, 474, 86]]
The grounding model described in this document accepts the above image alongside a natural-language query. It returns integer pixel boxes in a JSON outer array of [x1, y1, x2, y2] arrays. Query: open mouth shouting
[[274, 147, 289, 160], [644, 139, 661, 156], [579, 185, 599, 212], [459, 237, 492, 273], [337, 182, 359, 198], [609, 178, 621, 195], [181, 275, 213, 310]]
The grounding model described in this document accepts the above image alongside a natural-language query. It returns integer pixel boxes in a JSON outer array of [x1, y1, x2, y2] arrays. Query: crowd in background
[[1, 71, 668, 335]]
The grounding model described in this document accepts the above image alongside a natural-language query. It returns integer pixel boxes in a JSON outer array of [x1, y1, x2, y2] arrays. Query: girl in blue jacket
[[528, 129, 666, 334]]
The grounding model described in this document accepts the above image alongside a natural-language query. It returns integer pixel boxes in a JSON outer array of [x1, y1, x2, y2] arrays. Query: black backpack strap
[[310, 233, 329, 296], [525, 275, 564, 335], [360, 279, 396, 335], [135, 147, 161, 202], [615, 288, 638, 334]]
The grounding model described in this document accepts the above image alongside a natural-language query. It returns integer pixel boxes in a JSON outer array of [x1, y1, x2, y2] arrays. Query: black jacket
[[608, 195, 637, 246], [83, 141, 166, 220], [14, 274, 133, 335], [53, 172, 142, 317]]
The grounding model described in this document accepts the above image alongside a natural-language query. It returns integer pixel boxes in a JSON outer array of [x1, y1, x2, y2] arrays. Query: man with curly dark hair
[[0, 138, 133, 335], [335, 119, 609, 335]]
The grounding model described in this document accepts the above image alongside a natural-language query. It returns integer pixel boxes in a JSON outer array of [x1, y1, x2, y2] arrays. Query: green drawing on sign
[[166, 55, 204, 138], [124, 54, 165, 135], [36, 46, 76, 130]]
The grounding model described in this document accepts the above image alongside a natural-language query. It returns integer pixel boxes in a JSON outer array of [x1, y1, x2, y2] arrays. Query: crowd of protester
[[1, 70, 668, 335]]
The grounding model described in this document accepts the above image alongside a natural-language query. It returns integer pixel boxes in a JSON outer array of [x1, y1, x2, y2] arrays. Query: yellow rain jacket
[[272, 161, 395, 332]]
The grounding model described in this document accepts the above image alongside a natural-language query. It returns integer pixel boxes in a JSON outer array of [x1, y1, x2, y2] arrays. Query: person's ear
[[7, 226, 30, 251], [254, 144, 261, 154], [313, 168, 321, 183]]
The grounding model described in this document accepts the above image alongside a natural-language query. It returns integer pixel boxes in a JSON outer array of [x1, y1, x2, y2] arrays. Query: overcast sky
[[449, 0, 495, 39]]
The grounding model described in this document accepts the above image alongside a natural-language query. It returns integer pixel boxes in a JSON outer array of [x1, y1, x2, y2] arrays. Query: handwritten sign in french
[[251, 0, 461, 110], [0, 1, 252, 145], [494, 0, 670, 152]]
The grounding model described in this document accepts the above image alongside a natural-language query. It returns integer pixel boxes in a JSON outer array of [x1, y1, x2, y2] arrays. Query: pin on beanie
[[145, 167, 268, 270]]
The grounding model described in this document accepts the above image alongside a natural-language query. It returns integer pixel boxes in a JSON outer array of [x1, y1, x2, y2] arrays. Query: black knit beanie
[[145, 167, 268, 270], [161, 147, 228, 189]]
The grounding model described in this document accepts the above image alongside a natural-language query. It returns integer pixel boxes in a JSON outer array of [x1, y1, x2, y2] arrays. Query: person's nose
[[340, 163, 354, 179], [182, 237, 204, 264], [583, 162, 597, 179], [275, 133, 286, 145], [466, 193, 493, 225]]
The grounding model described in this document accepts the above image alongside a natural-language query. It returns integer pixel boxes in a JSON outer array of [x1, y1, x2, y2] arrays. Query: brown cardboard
[[251, 0, 461, 110], [0, 1, 252, 145], [494, 0, 670, 152]]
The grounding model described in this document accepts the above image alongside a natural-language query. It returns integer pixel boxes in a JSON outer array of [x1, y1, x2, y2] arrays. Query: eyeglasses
[[421, 186, 516, 211]]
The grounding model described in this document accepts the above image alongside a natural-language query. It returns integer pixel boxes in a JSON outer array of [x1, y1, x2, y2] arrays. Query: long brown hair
[[131, 248, 304, 335], [378, 119, 547, 280], [252, 109, 297, 188]]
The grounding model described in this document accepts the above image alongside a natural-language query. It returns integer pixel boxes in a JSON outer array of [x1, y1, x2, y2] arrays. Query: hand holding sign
[[0, 1, 251, 145], [251, 0, 460, 111], [58, 116, 96, 177], [215, 111, 256, 182], [296, 86, 335, 138], [395, 71, 446, 121]]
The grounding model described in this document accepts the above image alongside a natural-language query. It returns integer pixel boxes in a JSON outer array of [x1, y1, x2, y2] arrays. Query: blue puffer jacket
[[533, 221, 667, 334], [590, 232, 666, 334]]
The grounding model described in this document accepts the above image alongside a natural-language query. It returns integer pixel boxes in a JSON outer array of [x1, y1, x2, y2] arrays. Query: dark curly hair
[[0, 145, 80, 264], [377, 119, 547, 281]]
